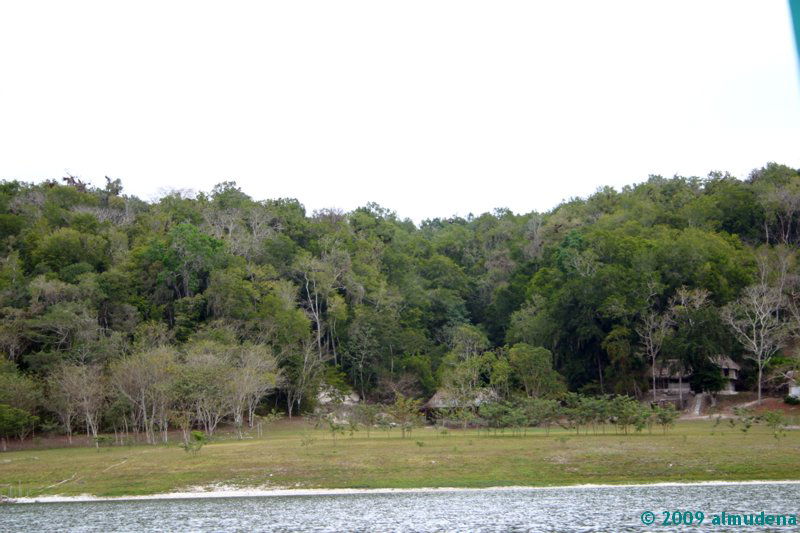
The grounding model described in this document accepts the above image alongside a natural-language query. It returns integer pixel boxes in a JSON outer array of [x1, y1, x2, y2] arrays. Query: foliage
[[181, 430, 208, 455], [0, 165, 799, 441], [0, 403, 38, 449], [386, 394, 423, 438], [653, 404, 679, 433], [760, 410, 787, 439]]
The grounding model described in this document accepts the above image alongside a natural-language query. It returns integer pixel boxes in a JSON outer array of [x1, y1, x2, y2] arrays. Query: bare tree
[[762, 184, 800, 244], [111, 347, 176, 444], [523, 214, 544, 259], [722, 283, 791, 404], [229, 344, 279, 437], [345, 319, 377, 400], [295, 242, 354, 364], [183, 345, 233, 437], [47, 366, 78, 444], [636, 309, 674, 403], [284, 340, 329, 418], [48, 363, 105, 445]]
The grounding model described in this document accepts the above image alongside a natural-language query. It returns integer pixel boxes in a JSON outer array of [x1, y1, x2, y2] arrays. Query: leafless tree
[[229, 344, 279, 437], [762, 184, 800, 244], [722, 283, 791, 404], [111, 347, 176, 444], [636, 308, 674, 403], [0, 308, 27, 363], [47, 367, 78, 444], [523, 214, 544, 259], [183, 344, 234, 436], [48, 363, 105, 444], [295, 249, 352, 363], [345, 319, 377, 400], [284, 340, 329, 418]]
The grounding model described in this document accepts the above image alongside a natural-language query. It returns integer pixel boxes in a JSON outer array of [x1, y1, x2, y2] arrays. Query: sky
[[1, 1, 799, 223]]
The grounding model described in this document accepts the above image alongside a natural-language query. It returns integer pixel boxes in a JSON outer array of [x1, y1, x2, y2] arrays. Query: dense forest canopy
[[2, 163, 800, 442]]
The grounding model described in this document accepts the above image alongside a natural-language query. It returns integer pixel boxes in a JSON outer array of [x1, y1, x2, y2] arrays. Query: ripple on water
[[2, 483, 800, 532]]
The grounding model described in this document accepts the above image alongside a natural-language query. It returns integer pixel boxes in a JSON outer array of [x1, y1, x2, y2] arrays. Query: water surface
[[2, 482, 799, 532]]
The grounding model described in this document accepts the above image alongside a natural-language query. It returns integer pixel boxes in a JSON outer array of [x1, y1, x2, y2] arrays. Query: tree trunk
[[757, 365, 763, 404], [597, 353, 604, 394], [652, 355, 657, 404]]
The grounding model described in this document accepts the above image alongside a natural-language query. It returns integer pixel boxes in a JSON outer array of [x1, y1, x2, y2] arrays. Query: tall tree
[[723, 283, 790, 403], [636, 308, 674, 403]]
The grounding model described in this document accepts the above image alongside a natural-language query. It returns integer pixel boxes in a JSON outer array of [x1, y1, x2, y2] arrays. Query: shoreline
[[8, 480, 800, 504]]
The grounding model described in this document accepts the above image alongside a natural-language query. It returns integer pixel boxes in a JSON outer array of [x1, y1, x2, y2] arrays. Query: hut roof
[[651, 359, 691, 379], [652, 356, 741, 379], [710, 355, 741, 372], [423, 389, 497, 410]]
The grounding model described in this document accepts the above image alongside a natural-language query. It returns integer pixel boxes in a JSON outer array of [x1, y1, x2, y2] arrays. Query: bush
[[761, 410, 787, 439], [94, 435, 113, 448], [181, 430, 208, 455], [784, 395, 800, 406], [653, 404, 679, 433]]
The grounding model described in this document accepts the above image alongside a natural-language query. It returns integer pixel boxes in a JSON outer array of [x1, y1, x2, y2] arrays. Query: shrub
[[784, 395, 800, 406], [181, 430, 207, 455]]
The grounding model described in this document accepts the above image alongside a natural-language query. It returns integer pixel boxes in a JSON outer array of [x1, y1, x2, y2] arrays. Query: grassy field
[[1, 420, 799, 498]]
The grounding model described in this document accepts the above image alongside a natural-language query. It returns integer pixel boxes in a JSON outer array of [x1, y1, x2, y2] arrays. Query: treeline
[[316, 393, 681, 440], [1, 163, 800, 445]]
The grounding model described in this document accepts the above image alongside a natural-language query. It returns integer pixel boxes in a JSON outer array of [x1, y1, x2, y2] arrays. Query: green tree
[[508, 343, 564, 398], [0, 404, 38, 451], [386, 393, 422, 438]]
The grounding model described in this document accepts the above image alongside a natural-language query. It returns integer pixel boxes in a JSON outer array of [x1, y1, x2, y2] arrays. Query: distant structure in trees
[[782, 371, 800, 399], [422, 389, 498, 414], [651, 356, 740, 408], [710, 356, 741, 395]]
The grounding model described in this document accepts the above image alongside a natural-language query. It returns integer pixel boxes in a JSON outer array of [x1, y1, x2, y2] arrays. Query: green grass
[[1, 420, 799, 498]]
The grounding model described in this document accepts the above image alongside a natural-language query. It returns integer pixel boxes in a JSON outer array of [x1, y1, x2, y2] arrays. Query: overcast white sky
[[1, 1, 798, 222]]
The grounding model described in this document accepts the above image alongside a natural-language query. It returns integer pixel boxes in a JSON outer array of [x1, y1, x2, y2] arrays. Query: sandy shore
[[8, 480, 800, 504]]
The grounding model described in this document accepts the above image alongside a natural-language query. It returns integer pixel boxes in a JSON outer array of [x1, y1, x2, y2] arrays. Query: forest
[[1, 162, 800, 446]]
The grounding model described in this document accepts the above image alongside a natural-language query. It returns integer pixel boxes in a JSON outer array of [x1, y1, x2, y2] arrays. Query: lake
[[2, 482, 799, 532]]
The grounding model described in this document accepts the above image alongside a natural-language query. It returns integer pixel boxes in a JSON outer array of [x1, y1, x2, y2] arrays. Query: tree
[[601, 326, 643, 397], [520, 397, 560, 434], [653, 404, 679, 433], [111, 347, 177, 444], [183, 342, 234, 436], [723, 283, 791, 403], [229, 343, 279, 437], [354, 403, 381, 438], [0, 404, 37, 451], [665, 287, 715, 401], [181, 430, 208, 455], [283, 341, 328, 418], [386, 393, 422, 438], [0, 364, 42, 414], [508, 343, 564, 398], [636, 308, 674, 403], [345, 314, 378, 399], [439, 350, 494, 427], [294, 249, 350, 362], [48, 363, 105, 444], [47, 372, 77, 444]]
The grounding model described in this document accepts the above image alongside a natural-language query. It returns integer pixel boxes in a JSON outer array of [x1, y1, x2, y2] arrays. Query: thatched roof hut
[[423, 389, 498, 411]]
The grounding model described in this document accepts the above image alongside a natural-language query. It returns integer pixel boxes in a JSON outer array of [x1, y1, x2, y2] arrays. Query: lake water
[[2, 483, 799, 532]]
